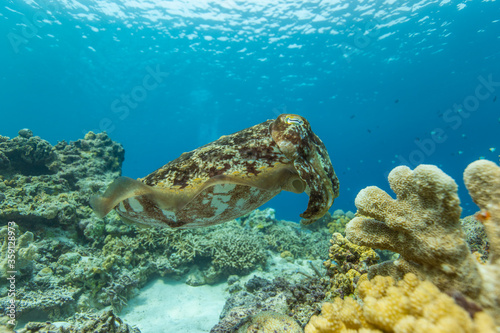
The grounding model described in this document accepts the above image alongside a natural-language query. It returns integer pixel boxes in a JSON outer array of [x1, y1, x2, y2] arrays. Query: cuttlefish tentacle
[[270, 114, 339, 224], [293, 157, 335, 224]]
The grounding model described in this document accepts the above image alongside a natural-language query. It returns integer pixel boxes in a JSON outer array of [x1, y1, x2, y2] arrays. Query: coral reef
[[305, 273, 496, 333], [0, 130, 127, 326], [324, 233, 378, 299], [0, 129, 340, 331], [463, 159, 500, 321], [0, 286, 80, 319], [464, 160, 500, 262], [210, 228, 267, 274], [345, 161, 500, 323], [0, 130, 124, 228]]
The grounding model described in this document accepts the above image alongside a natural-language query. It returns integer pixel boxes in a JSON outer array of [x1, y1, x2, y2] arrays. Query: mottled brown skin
[[142, 119, 286, 190], [90, 114, 339, 228]]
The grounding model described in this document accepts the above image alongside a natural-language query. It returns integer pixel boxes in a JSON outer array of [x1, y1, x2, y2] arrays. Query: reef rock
[[0, 130, 124, 228]]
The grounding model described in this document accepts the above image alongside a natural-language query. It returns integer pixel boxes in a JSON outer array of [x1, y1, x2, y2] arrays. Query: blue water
[[1, 0, 499, 221]]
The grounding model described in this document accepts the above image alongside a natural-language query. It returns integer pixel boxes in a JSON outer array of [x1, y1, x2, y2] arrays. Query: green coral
[[324, 233, 379, 298], [461, 214, 489, 261]]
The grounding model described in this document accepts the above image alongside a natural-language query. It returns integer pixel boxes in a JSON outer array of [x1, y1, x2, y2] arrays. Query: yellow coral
[[305, 274, 496, 333], [345, 164, 480, 298], [325, 233, 379, 298]]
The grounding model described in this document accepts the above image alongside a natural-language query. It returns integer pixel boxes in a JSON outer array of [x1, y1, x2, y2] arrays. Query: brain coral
[[345, 160, 500, 323], [305, 273, 496, 333]]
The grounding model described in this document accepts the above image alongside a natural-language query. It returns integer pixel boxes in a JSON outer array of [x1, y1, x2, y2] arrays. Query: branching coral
[[211, 229, 267, 273], [305, 273, 496, 333], [345, 160, 500, 323]]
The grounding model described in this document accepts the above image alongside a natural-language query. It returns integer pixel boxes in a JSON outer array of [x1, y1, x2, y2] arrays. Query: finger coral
[[305, 273, 496, 333], [463, 160, 500, 319], [464, 160, 500, 264], [345, 160, 500, 323]]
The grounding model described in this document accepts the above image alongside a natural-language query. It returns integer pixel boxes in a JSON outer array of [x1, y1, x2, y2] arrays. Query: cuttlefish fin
[[176, 165, 303, 211], [173, 175, 265, 211], [90, 177, 154, 218]]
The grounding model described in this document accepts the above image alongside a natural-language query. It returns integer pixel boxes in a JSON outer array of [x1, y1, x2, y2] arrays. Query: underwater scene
[[1, 0, 500, 332]]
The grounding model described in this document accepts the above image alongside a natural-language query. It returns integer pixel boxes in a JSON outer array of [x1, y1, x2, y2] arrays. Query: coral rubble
[[345, 161, 500, 323], [461, 214, 489, 261]]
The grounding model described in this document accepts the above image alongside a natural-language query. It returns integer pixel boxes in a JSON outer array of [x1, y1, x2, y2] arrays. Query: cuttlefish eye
[[285, 115, 304, 125]]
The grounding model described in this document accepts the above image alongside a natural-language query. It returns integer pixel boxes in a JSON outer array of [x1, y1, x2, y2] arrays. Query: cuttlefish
[[90, 114, 339, 228]]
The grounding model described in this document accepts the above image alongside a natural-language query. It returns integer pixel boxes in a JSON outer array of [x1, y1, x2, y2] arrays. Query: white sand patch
[[121, 278, 228, 333]]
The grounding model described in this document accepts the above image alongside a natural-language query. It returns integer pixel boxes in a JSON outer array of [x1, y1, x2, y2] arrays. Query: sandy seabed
[[121, 278, 229, 333]]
